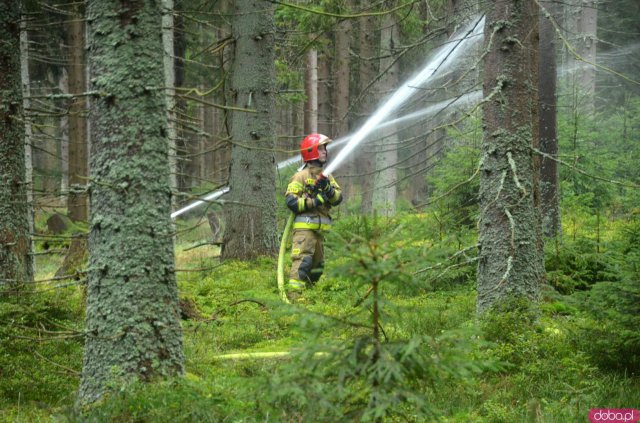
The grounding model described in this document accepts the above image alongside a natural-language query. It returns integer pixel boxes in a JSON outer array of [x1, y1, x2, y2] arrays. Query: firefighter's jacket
[[285, 163, 342, 231]]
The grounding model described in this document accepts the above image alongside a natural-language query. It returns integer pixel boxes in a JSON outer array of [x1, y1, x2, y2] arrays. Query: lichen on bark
[[477, 0, 544, 314], [221, 0, 279, 260], [78, 0, 184, 405], [0, 1, 34, 292]]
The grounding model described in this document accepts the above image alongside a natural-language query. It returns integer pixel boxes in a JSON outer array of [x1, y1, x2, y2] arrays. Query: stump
[[207, 211, 223, 243], [47, 213, 72, 234], [55, 233, 88, 278], [179, 297, 203, 320]]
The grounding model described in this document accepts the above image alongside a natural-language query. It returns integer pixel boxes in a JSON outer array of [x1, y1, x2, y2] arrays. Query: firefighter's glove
[[316, 176, 330, 191], [316, 177, 335, 198], [312, 192, 328, 209]]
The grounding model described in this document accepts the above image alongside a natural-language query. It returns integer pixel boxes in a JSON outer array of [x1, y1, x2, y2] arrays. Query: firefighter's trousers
[[288, 229, 324, 291]]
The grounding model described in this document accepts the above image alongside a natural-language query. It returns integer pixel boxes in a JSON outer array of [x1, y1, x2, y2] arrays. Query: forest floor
[[1, 215, 639, 422]]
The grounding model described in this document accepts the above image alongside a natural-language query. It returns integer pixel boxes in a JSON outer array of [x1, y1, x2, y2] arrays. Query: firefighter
[[284, 133, 343, 302]]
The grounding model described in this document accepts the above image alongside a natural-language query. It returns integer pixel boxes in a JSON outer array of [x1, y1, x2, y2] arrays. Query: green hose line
[[277, 213, 295, 303]]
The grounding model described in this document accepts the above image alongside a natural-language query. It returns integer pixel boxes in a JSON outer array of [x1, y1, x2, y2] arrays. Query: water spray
[[171, 17, 484, 220], [170, 91, 483, 219], [170, 186, 229, 219], [322, 16, 484, 177]]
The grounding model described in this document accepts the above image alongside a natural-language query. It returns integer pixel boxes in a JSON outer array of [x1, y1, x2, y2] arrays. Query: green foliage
[[545, 237, 619, 294], [65, 377, 263, 423], [545, 190, 633, 293], [266, 217, 497, 422], [557, 94, 640, 215], [6, 210, 640, 421], [574, 217, 640, 374], [426, 127, 481, 231], [461, 296, 638, 422], [0, 292, 83, 408], [275, 59, 305, 104]]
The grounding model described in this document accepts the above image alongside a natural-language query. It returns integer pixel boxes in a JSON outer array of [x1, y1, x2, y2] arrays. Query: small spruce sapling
[[268, 216, 497, 422]]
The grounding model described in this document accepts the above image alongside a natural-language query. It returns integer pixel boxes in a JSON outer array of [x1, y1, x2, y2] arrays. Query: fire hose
[[277, 212, 295, 303]]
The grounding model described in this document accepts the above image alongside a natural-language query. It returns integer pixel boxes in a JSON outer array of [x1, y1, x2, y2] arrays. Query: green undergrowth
[[2, 213, 639, 422]]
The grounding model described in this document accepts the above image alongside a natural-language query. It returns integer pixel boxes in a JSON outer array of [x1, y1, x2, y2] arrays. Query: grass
[[1, 215, 639, 422]]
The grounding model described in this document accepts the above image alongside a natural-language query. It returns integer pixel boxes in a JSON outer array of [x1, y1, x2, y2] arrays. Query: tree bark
[[79, 0, 184, 404], [539, 0, 561, 238], [20, 13, 36, 277], [221, 0, 279, 260], [213, 0, 232, 187], [477, 0, 544, 314], [334, 12, 351, 138], [576, 0, 597, 112], [59, 67, 70, 196], [0, 1, 34, 291], [317, 53, 332, 136], [162, 0, 178, 211], [372, 3, 399, 216], [357, 1, 378, 214], [304, 48, 318, 134], [67, 2, 89, 222], [332, 3, 353, 201]]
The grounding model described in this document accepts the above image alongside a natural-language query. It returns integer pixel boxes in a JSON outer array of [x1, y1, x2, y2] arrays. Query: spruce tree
[[79, 0, 184, 404], [0, 0, 34, 292], [477, 0, 544, 313]]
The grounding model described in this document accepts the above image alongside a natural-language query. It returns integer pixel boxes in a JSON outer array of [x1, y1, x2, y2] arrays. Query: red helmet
[[300, 133, 331, 162]]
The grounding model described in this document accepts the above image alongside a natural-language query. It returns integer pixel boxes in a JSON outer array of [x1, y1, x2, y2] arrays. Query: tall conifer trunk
[[539, 0, 561, 237], [357, 2, 378, 214], [67, 2, 89, 222], [333, 2, 352, 200], [221, 0, 278, 260], [576, 0, 597, 113], [372, 3, 399, 216], [477, 0, 544, 314], [0, 1, 34, 291], [162, 0, 178, 211], [304, 48, 318, 133], [79, 0, 184, 404]]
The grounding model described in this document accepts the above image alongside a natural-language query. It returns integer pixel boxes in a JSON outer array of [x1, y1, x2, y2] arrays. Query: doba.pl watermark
[[589, 409, 640, 423]]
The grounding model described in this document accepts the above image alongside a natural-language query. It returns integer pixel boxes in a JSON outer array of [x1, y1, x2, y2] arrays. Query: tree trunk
[[449, 0, 481, 32], [213, 0, 232, 186], [372, 4, 399, 216], [539, 0, 561, 238], [332, 4, 353, 200], [317, 53, 332, 136], [576, 0, 597, 112], [198, 85, 207, 182], [162, 0, 178, 211], [20, 13, 36, 276], [173, 0, 189, 202], [0, 1, 34, 291], [59, 67, 70, 197], [221, 0, 278, 260], [79, 0, 184, 404], [304, 48, 318, 133], [67, 2, 89, 222], [477, 0, 543, 314], [334, 12, 351, 138], [357, 2, 378, 214]]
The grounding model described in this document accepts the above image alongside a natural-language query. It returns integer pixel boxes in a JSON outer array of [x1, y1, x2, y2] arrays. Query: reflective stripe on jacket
[[293, 215, 332, 231]]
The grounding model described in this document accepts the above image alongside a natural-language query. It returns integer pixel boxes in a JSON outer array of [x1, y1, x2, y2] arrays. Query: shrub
[[0, 292, 83, 405], [574, 217, 640, 374], [65, 378, 254, 423], [266, 217, 498, 422]]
